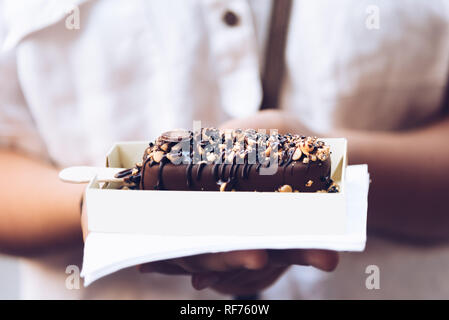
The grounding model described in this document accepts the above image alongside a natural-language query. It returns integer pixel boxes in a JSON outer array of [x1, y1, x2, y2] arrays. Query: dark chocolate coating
[[140, 157, 331, 192], [115, 128, 336, 192]]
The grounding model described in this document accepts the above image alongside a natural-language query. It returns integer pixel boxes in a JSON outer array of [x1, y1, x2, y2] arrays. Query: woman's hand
[[140, 249, 338, 295], [81, 111, 339, 295], [81, 195, 88, 242], [139, 110, 336, 295]]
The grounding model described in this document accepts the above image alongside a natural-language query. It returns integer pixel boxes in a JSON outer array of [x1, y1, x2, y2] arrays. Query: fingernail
[[192, 274, 220, 290]]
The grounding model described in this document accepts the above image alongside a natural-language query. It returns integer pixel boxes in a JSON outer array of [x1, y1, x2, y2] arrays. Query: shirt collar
[[1, 0, 89, 52]]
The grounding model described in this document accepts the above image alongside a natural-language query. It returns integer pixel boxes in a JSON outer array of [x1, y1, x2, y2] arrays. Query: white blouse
[[1, 0, 449, 299]]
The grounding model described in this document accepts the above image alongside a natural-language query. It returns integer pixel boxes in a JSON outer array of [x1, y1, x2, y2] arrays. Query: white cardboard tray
[[81, 164, 369, 286], [85, 139, 348, 236], [80, 139, 369, 286]]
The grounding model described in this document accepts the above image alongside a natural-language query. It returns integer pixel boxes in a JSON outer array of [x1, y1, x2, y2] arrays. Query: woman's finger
[[192, 266, 288, 294], [173, 250, 269, 273], [268, 249, 339, 271], [139, 261, 190, 275], [304, 250, 339, 271], [80, 196, 88, 242]]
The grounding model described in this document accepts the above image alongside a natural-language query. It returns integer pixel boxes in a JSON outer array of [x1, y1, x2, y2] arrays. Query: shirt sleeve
[[0, 10, 48, 159]]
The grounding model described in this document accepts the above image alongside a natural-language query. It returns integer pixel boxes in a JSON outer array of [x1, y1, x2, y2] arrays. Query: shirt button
[[222, 10, 239, 27]]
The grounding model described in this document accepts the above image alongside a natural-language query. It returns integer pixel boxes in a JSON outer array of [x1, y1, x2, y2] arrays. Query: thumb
[[304, 250, 339, 272]]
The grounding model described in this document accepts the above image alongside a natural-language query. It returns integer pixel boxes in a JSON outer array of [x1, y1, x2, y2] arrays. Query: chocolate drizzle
[[220, 164, 227, 181], [244, 164, 252, 179], [117, 128, 335, 192], [186, 163, 194, 188], [196, 162, 207, 181], [156, 157, 168, 190], [115, 168, 133, 178], [233, 164, 240, 180], [212, 163, 220, 181]]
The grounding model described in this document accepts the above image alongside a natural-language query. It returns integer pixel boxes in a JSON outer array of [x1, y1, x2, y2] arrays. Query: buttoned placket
[[201, 0, 262, 118]]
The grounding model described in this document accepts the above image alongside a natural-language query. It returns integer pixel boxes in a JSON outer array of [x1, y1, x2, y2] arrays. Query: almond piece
[[160, 143, 170, 152], [279, 184, 293, 192], [220, 182, 227, 192], [153, 151, 164, 163], [207, 153, 217, 162], [227, 151, 235, 163], [265, 147, 272, 157], [292, 148, 302, 161]]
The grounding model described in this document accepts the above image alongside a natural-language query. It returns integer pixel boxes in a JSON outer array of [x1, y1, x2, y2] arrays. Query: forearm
[[0, 149, 84, 256], [336, 116, 449, 242]]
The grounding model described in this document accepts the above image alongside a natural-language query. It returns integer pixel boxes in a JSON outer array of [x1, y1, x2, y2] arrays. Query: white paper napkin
[[81, 164, 369, 286]]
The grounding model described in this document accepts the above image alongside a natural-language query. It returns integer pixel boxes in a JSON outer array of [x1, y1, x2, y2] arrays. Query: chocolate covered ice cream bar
[[116, 128, 339, 193]]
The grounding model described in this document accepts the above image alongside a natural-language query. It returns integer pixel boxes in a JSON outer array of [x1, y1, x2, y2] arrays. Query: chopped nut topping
[[207, 153, 217, 163], [226, 151, 235, 163], [327, 182, 340, 193], [279, 184, 293, 192], [264, 146, 272, 157], [248, 139, 257, 146], [160, 143, 170, 152], [117, 128, 334, 193], [171, 143, 182, 152], [153, 151, 164, 163], [220, 182, 227, 192], [292, 148, 302, 161], [166, 153, 180, 163]]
